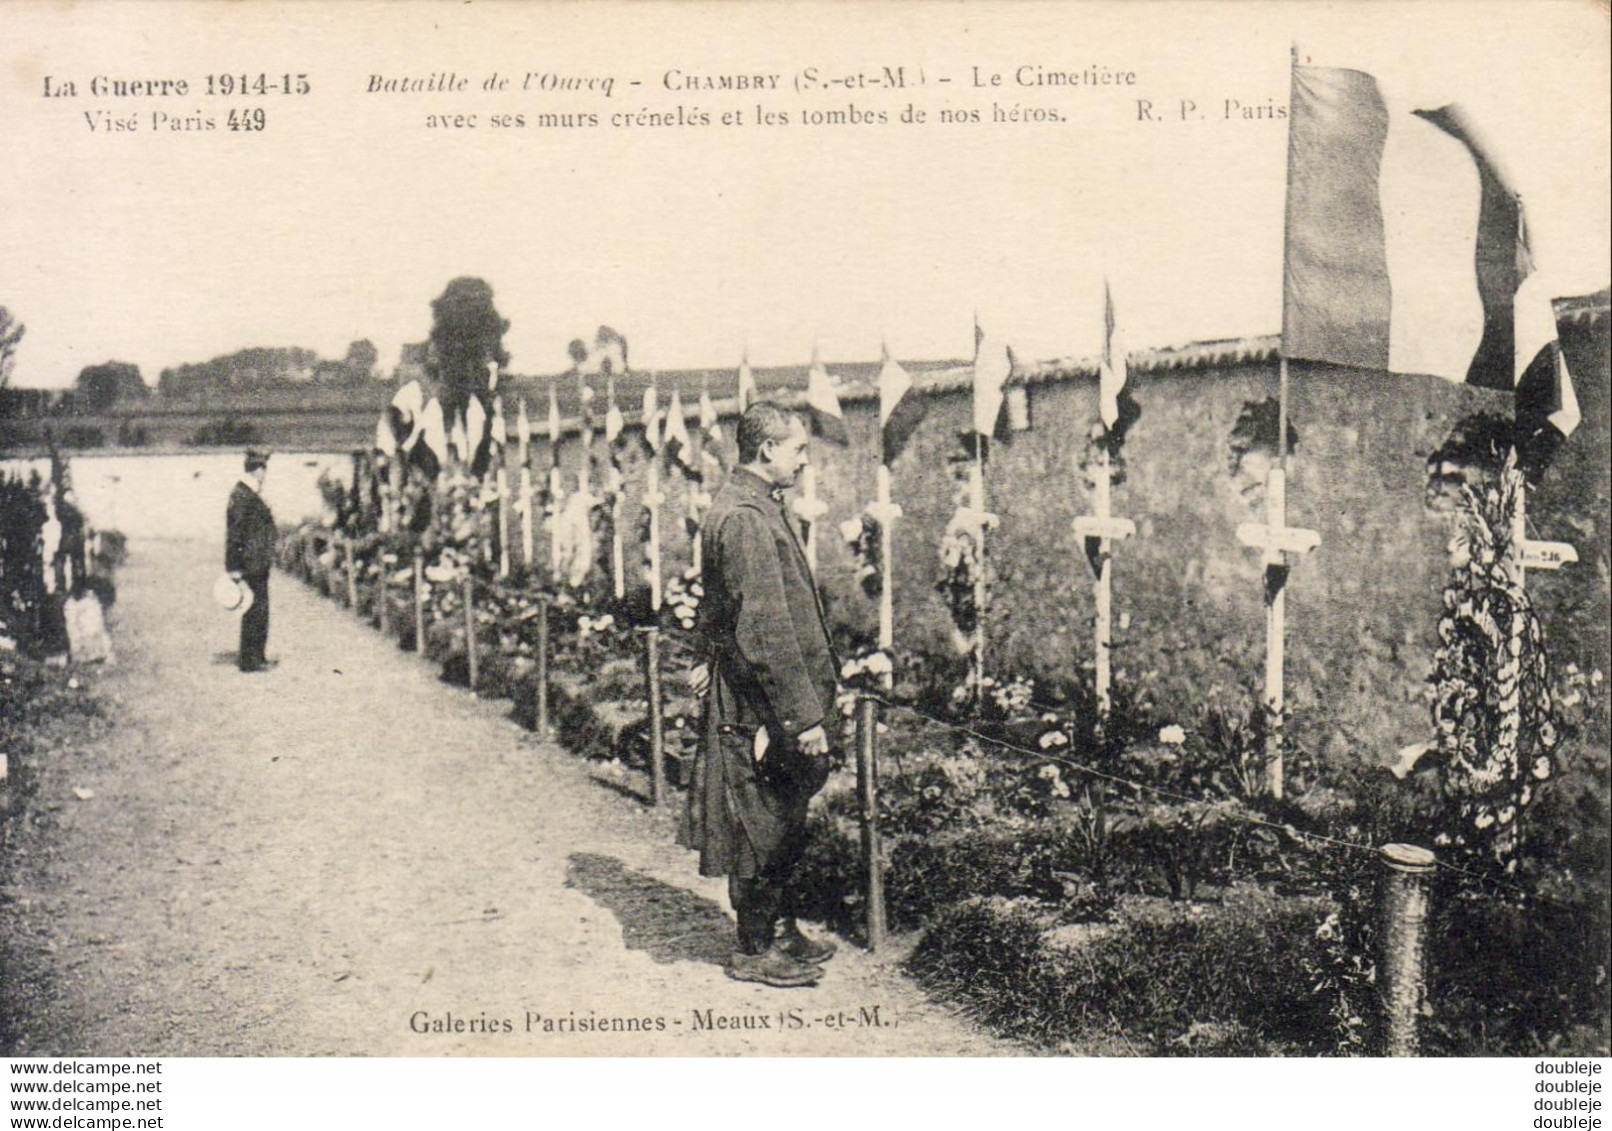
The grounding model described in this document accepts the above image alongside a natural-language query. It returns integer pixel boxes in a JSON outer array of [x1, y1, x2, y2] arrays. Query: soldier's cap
[[244, 447, 273, 470]]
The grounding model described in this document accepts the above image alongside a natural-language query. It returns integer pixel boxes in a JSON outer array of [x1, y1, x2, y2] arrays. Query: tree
[[426, 277, 509, 424], [343, 339, 379, 380], [0, 306, 25, 388], [75, 361, 148, 412]]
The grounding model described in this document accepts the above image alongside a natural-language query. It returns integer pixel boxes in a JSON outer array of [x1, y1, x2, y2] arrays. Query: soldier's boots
[[724, 943, 822, 988], [776, 920, 837, 965]]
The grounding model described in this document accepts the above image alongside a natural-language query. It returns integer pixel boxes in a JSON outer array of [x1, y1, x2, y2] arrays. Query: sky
[[2, 0, 1607, 389]]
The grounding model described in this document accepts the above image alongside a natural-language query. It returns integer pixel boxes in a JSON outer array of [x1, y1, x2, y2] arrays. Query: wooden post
[[344, 537, 359, 611], [969, 437, 990, 700], [377, 556, 392, 637], [643, 626, 666, 807], [646, 459, 665, 612], [413, 553, 426, 655], [1378, 842, 1435, 1056], [463, 574, 479, 693], [611, 468, 626, 601], [548, 461, 564, 583], [856, 695, 888, 953], [534, 596, 551, 740]]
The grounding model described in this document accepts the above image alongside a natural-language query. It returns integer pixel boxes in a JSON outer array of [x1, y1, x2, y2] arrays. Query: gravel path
[[1, 539, 1015, 1057]]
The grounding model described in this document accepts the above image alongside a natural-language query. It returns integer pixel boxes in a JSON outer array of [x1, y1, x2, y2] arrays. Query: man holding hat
[[226, 448, 277, 672]]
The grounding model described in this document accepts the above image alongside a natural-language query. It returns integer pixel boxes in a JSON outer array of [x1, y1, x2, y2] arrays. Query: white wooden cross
[[1235, 466, 1320, 800], [867, 465, 903, 663], [792, 464, 829, 577], [1072, 444, 1136, 722]]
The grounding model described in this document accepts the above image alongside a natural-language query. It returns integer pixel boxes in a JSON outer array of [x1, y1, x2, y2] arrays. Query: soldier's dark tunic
[[678, 467, 838, 950], [226, 478, 276, 671]]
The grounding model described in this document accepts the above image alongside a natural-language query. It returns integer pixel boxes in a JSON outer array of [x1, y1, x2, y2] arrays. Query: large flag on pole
[[1412, 104, 1582, 453], [972, 318, 1012, 437], [805, 347, 849, 445], [878, 344, 925, 464], [1282, 66, 1579, 457], [1099, 279, 1127, 430]]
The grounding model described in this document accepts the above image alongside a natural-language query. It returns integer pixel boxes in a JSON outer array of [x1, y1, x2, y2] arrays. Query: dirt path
[[1, 540, 1015, 1057]]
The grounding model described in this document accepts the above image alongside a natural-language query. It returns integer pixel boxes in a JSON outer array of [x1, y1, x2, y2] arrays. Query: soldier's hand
[[797, 724, 830, 758], [687, 662, 712, 697]]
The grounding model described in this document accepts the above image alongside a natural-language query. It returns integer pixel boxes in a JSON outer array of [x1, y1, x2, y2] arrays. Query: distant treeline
[[155, 340, 381, 400]]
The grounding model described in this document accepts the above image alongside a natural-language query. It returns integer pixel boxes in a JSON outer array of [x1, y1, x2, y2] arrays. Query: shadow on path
[[565, 853, 732, 968]]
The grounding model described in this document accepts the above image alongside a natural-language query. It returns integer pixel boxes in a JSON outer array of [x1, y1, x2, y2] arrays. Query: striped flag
[[737, 353, 757, 414], [1099, 279, 1127, 430], [490, 396, 507, 446], [410, 397, 446, 479], [390, 379, 424, 451], [1413, 105, 1582, 455], [665, 387, 695, 471], [1283, 67, 1579, 457], [805, 348, 849, 445], [374, 412, 397, 457], [450, 410, 471, 466], [878, 345, 926, 465], [973, 319, 1013, 437], [642, 383, 662, 452], [699, 384, 722, 445], [604, 394, 625, 446]]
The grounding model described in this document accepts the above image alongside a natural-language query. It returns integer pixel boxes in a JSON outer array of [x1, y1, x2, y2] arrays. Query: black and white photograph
[[1, 0, 1607, 1121]]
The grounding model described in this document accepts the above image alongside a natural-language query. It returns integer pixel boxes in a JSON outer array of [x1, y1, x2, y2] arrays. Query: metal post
[[534, 597, 551, 740], [643, 626, 666, 806], [413, 554, 426, 654], [1379, 842, 1435, 1056], [463, 575, 479, 693], [856, 696, 888, 952]]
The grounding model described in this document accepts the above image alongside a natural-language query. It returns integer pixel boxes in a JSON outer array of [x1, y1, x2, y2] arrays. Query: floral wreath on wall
[[1428, 459, 1561, 873]]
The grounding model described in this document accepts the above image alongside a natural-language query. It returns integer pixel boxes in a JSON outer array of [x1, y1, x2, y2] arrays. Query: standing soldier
[[226, 448, 278, 673], [680, 403, 840, 988]]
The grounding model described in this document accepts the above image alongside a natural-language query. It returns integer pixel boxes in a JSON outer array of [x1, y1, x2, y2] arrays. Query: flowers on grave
[[937, 503, 995, 642], [839, 512, 883, 598], [664, 567, 703, 632]]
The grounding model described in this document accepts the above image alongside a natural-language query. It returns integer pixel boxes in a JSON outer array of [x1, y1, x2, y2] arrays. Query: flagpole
[[1266, 41, 1302, 800]]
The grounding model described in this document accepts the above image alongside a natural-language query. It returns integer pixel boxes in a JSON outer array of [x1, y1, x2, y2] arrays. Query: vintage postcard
[[1, 0, 1606, 1107]]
